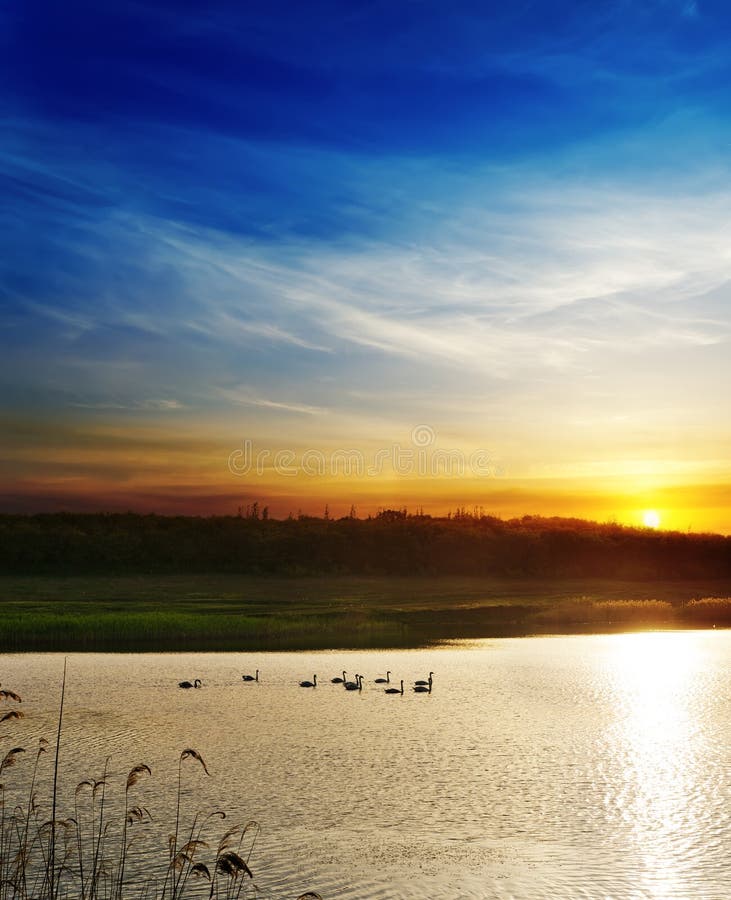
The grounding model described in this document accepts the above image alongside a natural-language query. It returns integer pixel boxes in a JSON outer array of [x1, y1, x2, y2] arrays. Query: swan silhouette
[[374, 671, 391, 684], [384, 680, 404, 695], [242, 670, 259, 682], [413, 682, 432, 693], [414, 672, 434, 686], [345, 674, 364, 692], [331, 670, 347, 684], [179, 679, 202, 689], [299, 675, 317, 688]]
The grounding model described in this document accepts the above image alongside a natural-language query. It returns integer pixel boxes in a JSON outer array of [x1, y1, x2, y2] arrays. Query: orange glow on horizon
[[1, 415, 729, 533], [1, 475, 729, 534]]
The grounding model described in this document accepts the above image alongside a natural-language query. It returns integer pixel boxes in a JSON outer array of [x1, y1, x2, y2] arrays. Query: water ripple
[[1, 632, 729, 897]]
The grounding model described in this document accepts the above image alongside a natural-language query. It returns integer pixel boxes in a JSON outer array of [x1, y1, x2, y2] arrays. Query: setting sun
[[643, 509, 662, 529]]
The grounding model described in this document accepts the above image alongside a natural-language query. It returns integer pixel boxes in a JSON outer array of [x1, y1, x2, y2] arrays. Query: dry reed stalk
[[49, 657, 67, 900], [118, 764, 152, 899], [163, 748, 210, 900]]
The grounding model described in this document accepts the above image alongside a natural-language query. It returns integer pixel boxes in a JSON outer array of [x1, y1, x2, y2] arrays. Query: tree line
[[1, 509, 730, 579]]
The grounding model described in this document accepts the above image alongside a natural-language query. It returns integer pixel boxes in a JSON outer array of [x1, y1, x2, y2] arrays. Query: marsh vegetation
[[0, 572, 730, 651], [0, 673, 321, 900]]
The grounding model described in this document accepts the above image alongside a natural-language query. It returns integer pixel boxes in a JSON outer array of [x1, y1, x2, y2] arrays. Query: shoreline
[[2, 573, 730, 652], [0, 624, 727, 654]]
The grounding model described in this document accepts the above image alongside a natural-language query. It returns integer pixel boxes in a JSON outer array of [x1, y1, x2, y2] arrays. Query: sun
[[643, 509, 661, 529]]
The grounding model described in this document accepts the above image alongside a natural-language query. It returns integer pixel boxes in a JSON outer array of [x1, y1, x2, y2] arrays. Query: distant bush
[[531, 595, 731, 630], [533, 598, 674, 627], [678, 596, 731, 626]]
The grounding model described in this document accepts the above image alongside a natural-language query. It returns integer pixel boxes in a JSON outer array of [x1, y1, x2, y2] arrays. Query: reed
[[2, 573, 730, 651], [0, 610, 406, 652], [532, 598, 675, 627], [0, 673, 319, 900]]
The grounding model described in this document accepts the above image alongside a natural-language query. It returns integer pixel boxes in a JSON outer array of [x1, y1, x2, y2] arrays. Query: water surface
[[2, 631, 730, 898]]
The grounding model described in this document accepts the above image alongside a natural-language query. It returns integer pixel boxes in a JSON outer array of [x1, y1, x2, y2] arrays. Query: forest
[[1, 508, 730, 580]]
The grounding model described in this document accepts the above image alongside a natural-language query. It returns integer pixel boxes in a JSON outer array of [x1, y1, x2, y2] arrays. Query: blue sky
[[2, 0, 731, 526]]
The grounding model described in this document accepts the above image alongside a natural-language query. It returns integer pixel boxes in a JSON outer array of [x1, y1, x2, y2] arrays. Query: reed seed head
[[0, 690, 22, 703], [0, 747, 26, 773], [180, 748, 210, 775], [217, 823, 243, 854], [126, 763, 152, 790], [190, 862, 211, 880], [216, 850, 252, 878]]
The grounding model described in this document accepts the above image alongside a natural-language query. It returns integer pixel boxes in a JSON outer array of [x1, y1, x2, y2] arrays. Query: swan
[[299, 675, 317, 688], [242, 670, 259, 682], [414, 672, 434, 685], [343, 674, 361, 691], [179, 679, 202, 689], [384, 680, 404, 695], [413, 682, 432, 693], [331, 671, 347, 684], [374, 670, 391, 684]]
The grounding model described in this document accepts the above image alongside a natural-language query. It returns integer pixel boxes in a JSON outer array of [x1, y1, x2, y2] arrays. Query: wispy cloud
[[215, 386, 325, 416], [146, 179, 731, 376], [6, 165, 731, 424], [68, 398, 184, 411]]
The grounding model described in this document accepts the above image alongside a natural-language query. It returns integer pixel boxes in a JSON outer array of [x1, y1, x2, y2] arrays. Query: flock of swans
[[178, 670, 434, 694], [296, 670, 434, 694]]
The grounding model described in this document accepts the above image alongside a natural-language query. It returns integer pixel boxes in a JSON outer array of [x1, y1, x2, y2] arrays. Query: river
[[1, 631, 729, 898]]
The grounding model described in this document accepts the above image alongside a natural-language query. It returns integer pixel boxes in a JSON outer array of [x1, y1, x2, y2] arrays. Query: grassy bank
[[1, 574, 731, 650]]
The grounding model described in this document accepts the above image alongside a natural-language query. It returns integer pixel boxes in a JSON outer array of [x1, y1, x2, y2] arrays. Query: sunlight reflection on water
[[602, 632, 725, 899], [1, 631, 730, 899]]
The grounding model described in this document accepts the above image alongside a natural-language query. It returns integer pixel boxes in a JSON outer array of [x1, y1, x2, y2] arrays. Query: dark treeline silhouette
[[2, 508, 730, 579]]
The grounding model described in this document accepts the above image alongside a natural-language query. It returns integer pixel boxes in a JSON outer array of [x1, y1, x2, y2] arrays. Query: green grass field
[[1, 573, 730, 650]]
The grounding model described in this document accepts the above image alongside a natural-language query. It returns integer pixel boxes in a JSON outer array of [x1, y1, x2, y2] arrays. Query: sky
[[2, 0, 731, 531]]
